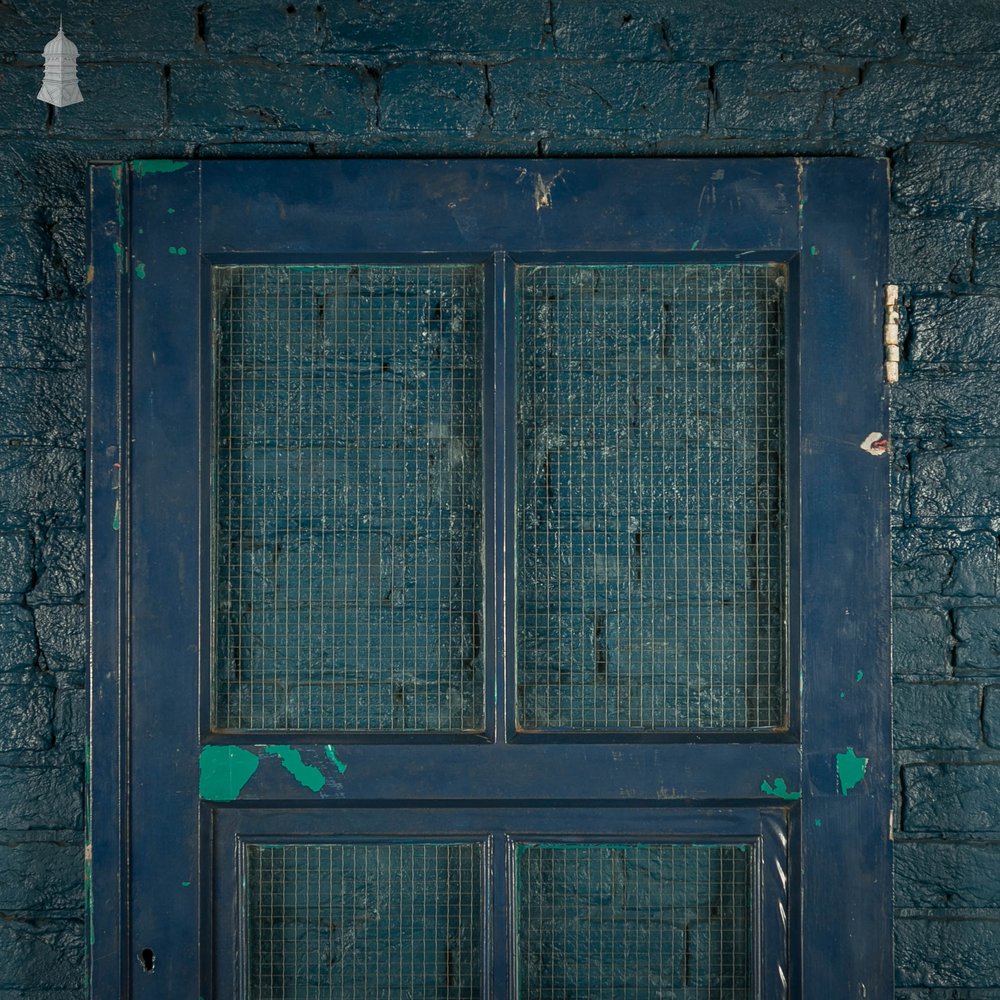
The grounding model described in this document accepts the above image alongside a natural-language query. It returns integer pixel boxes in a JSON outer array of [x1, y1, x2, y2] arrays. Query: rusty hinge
[[883, 284, 900, 384]]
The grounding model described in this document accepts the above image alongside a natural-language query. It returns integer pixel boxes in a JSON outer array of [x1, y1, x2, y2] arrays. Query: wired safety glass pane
[[213, 265, 484, 732], [515, 842, 752, 999], [516, 264, 786, 731], [246, 842, 483, 1000]]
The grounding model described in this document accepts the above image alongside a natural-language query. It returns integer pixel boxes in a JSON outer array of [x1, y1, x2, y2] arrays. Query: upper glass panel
[[515, 264, 787, 731], [212, 264, 484, 732]]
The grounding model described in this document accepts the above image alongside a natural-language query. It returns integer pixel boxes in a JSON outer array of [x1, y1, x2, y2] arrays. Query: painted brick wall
[[0, 0, 998, 995]]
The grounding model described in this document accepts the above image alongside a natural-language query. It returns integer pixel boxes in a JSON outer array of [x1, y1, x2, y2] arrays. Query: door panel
[[88, 158, 890, 998]]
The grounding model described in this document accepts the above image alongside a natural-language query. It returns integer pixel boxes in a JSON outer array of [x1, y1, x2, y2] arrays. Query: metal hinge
[[883, 284, 900, 384]]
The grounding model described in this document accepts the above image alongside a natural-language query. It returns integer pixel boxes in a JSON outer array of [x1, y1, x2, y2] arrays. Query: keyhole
[[138, 948, 155, 973]]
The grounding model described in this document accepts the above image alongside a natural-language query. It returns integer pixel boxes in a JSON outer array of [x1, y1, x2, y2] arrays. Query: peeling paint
[[199, 746, 259, 801], [324, 745, 348, 774], [134, 262, 146, 280], [86, 263, 94, 284], [836, 747, 869, 796], [265, 745, 325, 792], [761, 777, 801, 800], [133, 159, 189, 178], [860, 431, 889, 456], [856, 669, 864, 682], [529, 169, 565, 210]]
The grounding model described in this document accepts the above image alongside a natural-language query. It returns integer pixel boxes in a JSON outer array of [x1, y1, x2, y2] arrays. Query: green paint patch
[[112, 242, 124, 257], [814, 819, 822, 827], [836, 747, 868, 796], [199, 746, 259, 801], [167, 207, 176, 214], [181, 881, 191, 887], [691, 239, 700, 250], [760, 777, 801, 801], [810, 245, 818, 255], [168, 245, 188, 256], [855, 670, 864, 682], [325, 745, 348, 774], [266, 745, 325, 792], [134, 159, 189, 178], [134, 262, 146, 279]]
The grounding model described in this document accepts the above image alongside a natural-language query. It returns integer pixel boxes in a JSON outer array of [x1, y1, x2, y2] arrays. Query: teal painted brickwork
[[0, 0, 998, 994]]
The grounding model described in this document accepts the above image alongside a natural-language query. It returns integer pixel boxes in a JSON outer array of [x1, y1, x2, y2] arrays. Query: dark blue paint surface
[[92, 158, 887, 997]]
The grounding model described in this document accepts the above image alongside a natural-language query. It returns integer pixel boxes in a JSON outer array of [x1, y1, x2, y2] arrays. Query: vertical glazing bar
[[486, 251, 515, 742]]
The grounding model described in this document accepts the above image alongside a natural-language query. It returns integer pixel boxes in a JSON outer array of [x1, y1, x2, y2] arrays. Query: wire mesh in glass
[[515, 841, 752, 999], [213, 265, 484, 732], [516, 264, 786, 730], [245, 841, 483, 1000]]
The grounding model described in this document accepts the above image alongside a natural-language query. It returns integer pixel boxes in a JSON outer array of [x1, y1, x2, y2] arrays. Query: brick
[[891, 217, 971, 289], [0, 840, 82, 912], [33, 605, 85, 678], [0, 446, 83, 528], [0, 370, 84, 448], [893, 530, 998, 599], [0, 684, 53, 751], [171, 62, 369, 136], [956, 609, 1000, 677], [893, 369, 1000, 441], [0, 918, 83, 991], [913, 446, 1000, 520], [902, 3, 1000, 53], [28, 530, 84, 606], [0, 767, 81, 830], [894, 143, 1000, 219], [663, 2, 900, 60], [713, 62, 855, 138], [893, 683, 980, 749], [986, 686, 1000, 746], [896, 916, 1000, 987], [837, 62, 1000, 143], [381, 64, 485, 134], [896, 842, 1000, 909], [547, 3, 671, 58], [489, 62, 707, 138], [0, 297, 85, 369], [0, 217, 46, 296], [53, 685, 84, 753], [0, 605, 38, 674], [974, 220, 1000, 288], [909, 296, 1000, 364], [0, 532, 33, 600], [209, 0, 543, 59], [892, 608, 952, 679], [0, 64, 164, 139], [904, 763, 1000, 832]]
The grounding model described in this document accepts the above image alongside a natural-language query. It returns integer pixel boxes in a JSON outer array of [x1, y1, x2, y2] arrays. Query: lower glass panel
[[515, 842, 752, 999], [244, 841, 484, 999]]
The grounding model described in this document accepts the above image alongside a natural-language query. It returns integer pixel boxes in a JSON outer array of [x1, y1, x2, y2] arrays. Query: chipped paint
[[110, 162, 125, 227], [86, 263, 94, 284], [134, 262, 146, 280], [133, 159, 188, 178], [181, 881, 191, 887], [324, 745, 348, 774], [265, 745, 325, 792], [810, 245, 818, 255], [860, 431, 889, 456], [167, 207, 176, 214], [761, 777, 801, 801], [530, 169, 565, 210], [836, 747, 869, 796], [199, 746, 259, 801], [815, 819, 822, 827], [856, 670, 864, 682], [691, 239, 700, 250], [168, 245, 188, 256]]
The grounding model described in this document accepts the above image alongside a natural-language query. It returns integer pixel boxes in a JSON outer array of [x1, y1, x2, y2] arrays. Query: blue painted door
[[89, 158, 890, 998]]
